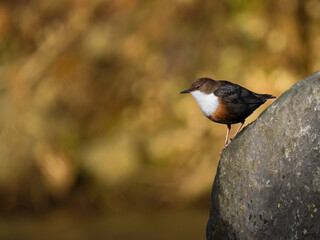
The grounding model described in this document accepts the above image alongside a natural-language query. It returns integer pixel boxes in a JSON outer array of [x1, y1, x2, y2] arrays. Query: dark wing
[[213, 81, 266, 104]]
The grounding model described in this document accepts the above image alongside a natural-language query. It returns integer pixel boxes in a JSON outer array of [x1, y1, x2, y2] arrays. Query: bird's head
[[180, 78, 215, 94]]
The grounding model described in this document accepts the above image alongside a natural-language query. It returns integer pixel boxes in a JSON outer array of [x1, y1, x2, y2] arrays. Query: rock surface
[[207, 71, 320, 240]]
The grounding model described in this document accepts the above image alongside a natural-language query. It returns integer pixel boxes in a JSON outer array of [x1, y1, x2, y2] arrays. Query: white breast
[[190, 91, 219, 117]]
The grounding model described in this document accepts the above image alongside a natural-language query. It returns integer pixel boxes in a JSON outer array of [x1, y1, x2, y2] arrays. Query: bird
[[180, 78, 276, 154]]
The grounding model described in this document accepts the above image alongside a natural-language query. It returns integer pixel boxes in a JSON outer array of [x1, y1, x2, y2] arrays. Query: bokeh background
[[0, 0, 320, 239]]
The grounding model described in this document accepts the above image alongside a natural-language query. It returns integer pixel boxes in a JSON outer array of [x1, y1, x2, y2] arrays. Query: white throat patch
[[190, 91, 219, 117]]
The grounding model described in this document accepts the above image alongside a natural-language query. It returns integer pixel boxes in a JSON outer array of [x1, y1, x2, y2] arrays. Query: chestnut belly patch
[[209, 103, 232, 123]]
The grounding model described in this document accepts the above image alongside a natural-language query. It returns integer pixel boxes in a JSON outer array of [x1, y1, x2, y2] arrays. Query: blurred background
[[0, 0, 319, 239]]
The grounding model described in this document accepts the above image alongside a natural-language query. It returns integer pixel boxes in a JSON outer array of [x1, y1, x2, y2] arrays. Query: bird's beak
[[180, 89, 190, 94]]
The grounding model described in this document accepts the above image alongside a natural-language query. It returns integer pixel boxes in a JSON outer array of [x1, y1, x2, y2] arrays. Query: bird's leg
[[221, 124, 231, 156], [224, 124, 231, 148], [232, 121, 245, 140]]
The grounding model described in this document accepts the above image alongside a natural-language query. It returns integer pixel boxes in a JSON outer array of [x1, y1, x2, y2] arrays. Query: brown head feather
[[187, 78, 220, 94]]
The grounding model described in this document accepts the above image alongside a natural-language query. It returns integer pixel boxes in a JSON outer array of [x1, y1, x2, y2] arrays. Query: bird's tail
[[262, 94, 276, 99], [255, 94, 276, 103], [255, 93, 276, 101]]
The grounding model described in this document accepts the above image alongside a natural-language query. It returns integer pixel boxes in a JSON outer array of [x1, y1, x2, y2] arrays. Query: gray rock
[[206, 71, 320, 240]]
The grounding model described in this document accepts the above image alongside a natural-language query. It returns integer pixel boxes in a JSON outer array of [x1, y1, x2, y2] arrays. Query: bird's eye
[[196, 85, 200, 89]]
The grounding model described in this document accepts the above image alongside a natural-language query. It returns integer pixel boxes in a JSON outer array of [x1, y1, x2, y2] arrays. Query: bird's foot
[[220, 142, 230, 156]]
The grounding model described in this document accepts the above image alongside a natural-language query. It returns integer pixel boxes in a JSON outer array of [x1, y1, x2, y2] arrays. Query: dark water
[[0, 209, 208, 240]]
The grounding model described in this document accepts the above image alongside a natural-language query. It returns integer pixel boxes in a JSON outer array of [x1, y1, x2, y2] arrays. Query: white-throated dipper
[[180, 78, 276, 153]]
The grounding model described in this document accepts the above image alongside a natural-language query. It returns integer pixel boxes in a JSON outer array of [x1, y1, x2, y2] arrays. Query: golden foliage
[[0, 0, 318, 215]]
